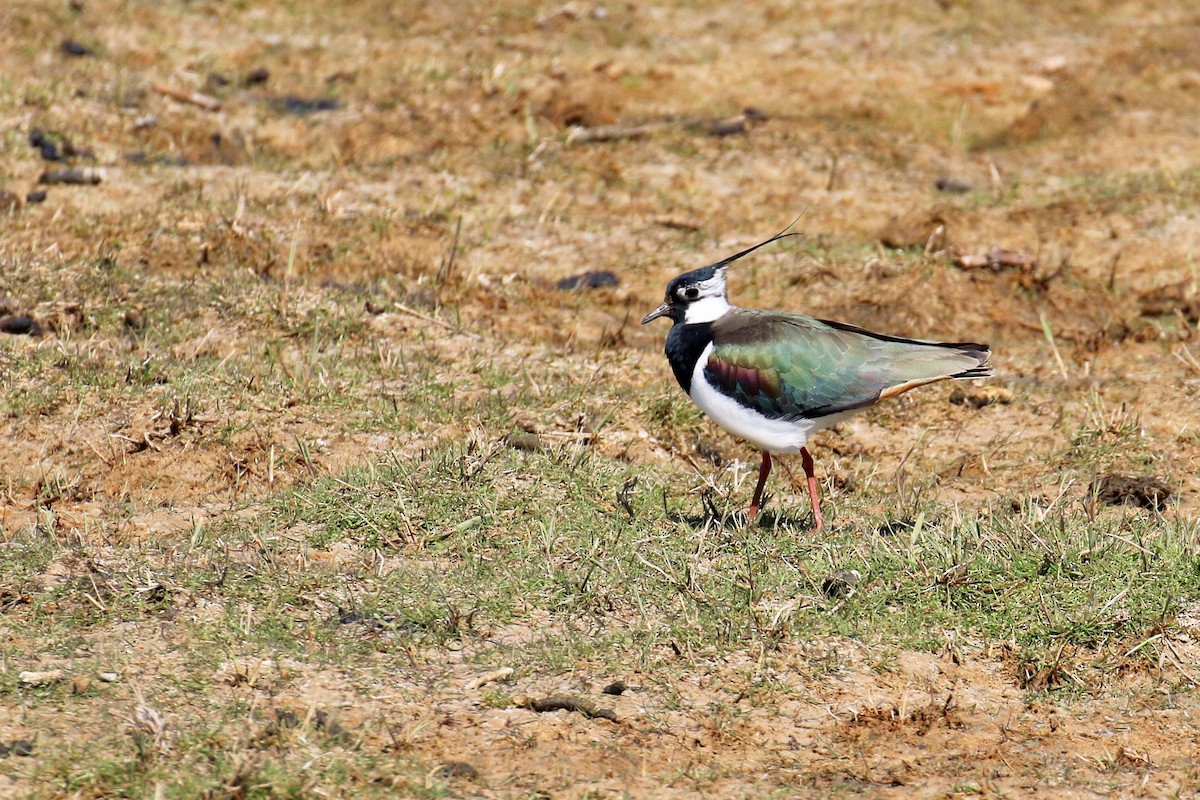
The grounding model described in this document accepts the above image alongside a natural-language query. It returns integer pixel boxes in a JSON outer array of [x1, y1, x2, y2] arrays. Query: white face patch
[[682, 295, 731, 324], [678, 268, 731, 324]]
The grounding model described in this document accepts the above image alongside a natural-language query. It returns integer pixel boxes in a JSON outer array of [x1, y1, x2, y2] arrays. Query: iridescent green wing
[[706, 310, 989, 420]]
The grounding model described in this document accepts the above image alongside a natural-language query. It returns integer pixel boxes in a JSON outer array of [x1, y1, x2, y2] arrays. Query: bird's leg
[[800, 447, 825, 531], [747, 450, 772, 526]]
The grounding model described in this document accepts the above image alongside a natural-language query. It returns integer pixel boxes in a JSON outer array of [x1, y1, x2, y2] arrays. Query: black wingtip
[[953, 365, 994, 380], [952, 344, 992, 380]]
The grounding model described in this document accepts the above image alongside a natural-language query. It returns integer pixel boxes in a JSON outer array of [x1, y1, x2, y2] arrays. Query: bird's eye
[[683, 287, 700, 300]]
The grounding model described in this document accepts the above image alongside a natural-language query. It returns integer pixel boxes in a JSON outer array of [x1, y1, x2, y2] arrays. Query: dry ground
[[3, 0, 1200, 797]]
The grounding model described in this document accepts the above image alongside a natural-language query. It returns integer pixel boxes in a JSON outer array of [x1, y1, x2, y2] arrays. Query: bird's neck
[[681, 295, 731, 324], [665, 321, 716, 394]]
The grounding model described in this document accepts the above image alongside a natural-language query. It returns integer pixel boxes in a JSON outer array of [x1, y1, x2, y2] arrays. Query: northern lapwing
[[642, 231, 992, 529]]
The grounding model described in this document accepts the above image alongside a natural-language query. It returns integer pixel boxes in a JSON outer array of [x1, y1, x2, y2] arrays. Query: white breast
[[687, 342, 856, 453]]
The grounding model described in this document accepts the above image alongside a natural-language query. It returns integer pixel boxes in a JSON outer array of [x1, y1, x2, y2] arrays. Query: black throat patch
[[664, 322, 714, 394]]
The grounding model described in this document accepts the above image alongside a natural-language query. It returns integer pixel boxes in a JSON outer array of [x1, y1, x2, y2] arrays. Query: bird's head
[[641, 264, 729, 325], [641, 229, 802, 326]]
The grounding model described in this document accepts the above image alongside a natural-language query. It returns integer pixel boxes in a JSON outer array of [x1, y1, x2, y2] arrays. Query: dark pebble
[[29, 130, 61, 160], [338, 610, 369, 625], [819, 569, 861, 599], [11, 740, 34, 757], [935, 176, 974, 193], [244, 67, 270, 86], [709, 118, 746, 137], [601, 680, 627, 696], [25, 190, 47, 204], [39, 169, 101, 185], [437, 761, 479, 780], [1092, 474, 1172, 512], [556, 270, 619, 291], [61, 39, 92, 57], [268, 95, 341, 115], [505, 432, 546, 452], [875, 518, 914, 537], [695, 438, 725, 467], [0, 316, 40, 336]]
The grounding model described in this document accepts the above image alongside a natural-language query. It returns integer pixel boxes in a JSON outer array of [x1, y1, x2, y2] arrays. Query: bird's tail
[[945, 342, 992, 380], [875, 340, 993, 401]]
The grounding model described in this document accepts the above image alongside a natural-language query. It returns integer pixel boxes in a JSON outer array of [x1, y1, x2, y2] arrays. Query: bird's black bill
[[642, 303, 672, 324]]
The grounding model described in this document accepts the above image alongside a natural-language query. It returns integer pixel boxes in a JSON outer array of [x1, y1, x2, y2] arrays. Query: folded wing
[[705, 310, 991, 420]]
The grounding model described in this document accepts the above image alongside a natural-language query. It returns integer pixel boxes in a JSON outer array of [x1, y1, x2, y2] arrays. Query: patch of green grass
[[234, 438, 1200, 684], [20, 701, 451, 800]]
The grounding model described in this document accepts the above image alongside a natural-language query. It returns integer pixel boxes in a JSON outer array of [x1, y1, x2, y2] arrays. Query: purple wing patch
[[706, 353, 781, 400]]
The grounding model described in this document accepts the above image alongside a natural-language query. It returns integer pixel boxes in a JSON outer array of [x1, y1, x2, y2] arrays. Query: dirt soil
[[3, 0, 1200, 796]]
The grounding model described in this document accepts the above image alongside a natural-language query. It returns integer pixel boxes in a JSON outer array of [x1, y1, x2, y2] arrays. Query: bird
[[642, 230, 992, 530]]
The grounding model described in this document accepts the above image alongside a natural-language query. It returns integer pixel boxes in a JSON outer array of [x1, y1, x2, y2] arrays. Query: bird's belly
[[688, 349, 821, 453]]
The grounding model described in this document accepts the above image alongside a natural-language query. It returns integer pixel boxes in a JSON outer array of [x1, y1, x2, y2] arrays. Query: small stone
[[19, 669, 65, 686], [949, 386, 1013, 409], [601, 680, 627, 696], [267, 95, 341, 115], [708, 118, 746, 137], [1020, 75, 1056, 94], [505, 432, 546, 452], [39, 168, 103, 186], [437, 761, 479, 779], [123, 310, 144, 330], [61, 39, 92, 57], [98, 672, 121, 683], [244, 67, 270, 86], [556, 270, 619, 291], [0, 316, 40, 336], [11, 740, 35, 757], [820, 569, 861, 599], [935, 176, 973, 193], [1040, 55, 1068, 74], [25, 190, 47, 204], [1092, 474, 1172, 512], [40, 143, 61, 161]]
